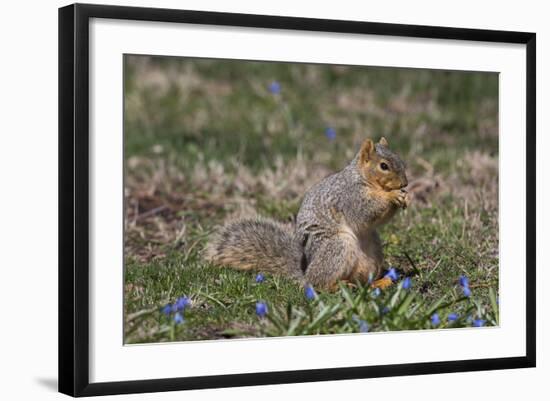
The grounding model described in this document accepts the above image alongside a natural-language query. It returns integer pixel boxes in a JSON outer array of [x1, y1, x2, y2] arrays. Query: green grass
[[123, 55, 499, 343]]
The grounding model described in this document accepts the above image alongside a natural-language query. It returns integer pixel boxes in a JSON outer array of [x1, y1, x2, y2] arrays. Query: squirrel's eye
[[380, 162, 389, 171]]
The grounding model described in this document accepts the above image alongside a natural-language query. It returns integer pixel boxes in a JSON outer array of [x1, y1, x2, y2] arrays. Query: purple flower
[[384, 267, 399, 282], [161, 303, 172, 316], [175, 296, 191, 311], [325, 127, 336, 141], [305, 285, 316, 300], [463, 286, 472, 297], [173, 312, 184, 325], [447, 313, 459, 322], [431, 313, 440, 326], [373, 288, 381, 297], [255, 273, 265, 283], [472, 319, 486, 327], [255, 301, 268, 317], [381, 306, 390, 315], [268, 81, 281, 95], [402, 277, 412, 290]]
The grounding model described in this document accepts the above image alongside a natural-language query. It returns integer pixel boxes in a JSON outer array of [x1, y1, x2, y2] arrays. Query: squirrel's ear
[[378, 137, 388, 147], [359, 139, 375, 163]]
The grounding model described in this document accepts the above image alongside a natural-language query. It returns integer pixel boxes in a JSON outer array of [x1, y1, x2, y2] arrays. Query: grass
[[123, 55, 499, 343]]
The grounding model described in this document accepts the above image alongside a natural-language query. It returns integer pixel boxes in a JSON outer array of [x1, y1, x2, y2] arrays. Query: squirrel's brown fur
[[205, 137, 410, 290]]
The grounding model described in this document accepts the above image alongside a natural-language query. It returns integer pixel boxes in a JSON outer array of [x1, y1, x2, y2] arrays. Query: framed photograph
[[59, 3, 536, 397]]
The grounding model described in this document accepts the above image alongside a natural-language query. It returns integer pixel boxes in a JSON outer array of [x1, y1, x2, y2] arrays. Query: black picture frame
[[58, 3, 536, 397]]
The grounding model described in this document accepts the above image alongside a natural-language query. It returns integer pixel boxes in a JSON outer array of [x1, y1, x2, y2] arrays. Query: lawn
[[123, 55, 499, 343]]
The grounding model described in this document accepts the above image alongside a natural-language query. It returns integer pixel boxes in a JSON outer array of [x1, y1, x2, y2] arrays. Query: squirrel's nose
[[400, 177, 408, 189]]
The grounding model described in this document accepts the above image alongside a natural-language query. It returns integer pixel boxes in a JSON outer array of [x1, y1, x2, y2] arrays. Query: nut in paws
[[392, 189, 410, 209]]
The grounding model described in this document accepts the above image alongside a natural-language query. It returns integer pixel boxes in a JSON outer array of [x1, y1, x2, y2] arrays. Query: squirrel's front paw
[[390, 189, 410, 209]]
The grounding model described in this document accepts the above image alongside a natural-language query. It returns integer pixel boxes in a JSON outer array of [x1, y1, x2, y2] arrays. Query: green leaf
[[396, 291, 416, 316], [287, 315, 305, 336], [389, 284, 403, 308], [306, 304, 341, 332], [424, 294, 447, 318], [266, 310, 286, 332], [339, 284, 357, 309]]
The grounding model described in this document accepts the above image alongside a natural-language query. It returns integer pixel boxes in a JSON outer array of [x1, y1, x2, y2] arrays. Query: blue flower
[[402, 277, 412, 290], [384, 267, 399, 282], [325, 127, 336, 141], [255, 301, 268, 317], [472, 319, 486, 327], [173, 312, 184, 325], [373, 288, 381, 297], [381, 306, 390, 315], [447, 313, 459, 322], [255, 274, 265, 283], [431, 313, 441, 326], [359, 320, 369, 333], [161, 303, 172, 316], [268, 81, 281, 94], [352, 315, 369, 332], [305, 285, 316, 300], [175, 296, 191, 311], [458, 275, 471, 297]]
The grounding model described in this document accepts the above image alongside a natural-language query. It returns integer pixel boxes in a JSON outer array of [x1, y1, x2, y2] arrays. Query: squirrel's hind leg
[[303, 235, 365, 291], [352, 230, 385, 282]]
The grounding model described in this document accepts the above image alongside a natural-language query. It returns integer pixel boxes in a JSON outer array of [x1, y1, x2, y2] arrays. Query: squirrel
[[205, 137, 410, 291]]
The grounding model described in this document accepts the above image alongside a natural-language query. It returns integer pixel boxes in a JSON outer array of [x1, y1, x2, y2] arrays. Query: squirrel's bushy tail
[[205, 217, 303, 278]]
